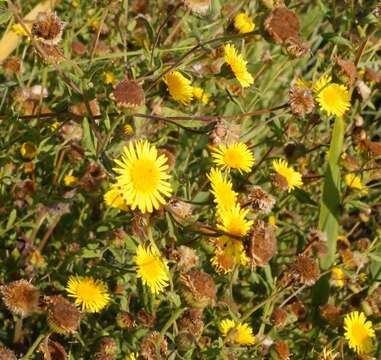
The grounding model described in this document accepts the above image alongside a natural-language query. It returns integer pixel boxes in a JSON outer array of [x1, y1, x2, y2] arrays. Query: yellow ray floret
[[211, 236, 249, 273], [344, 174, 368, 195], [66, 276, 110, 313], [207, 168, 237, 213], [163, 71, 194, 105], [113, 140, 172, 213], [272, 159, 303, 191], [211, 143, 254, 174], [217, 204, 253, 237], [104, 186, 129, 211], [344, 311, 375, 354], [134, 245, 170, 294], [224, 44, 254, 88], [219, 319, 255, 345]]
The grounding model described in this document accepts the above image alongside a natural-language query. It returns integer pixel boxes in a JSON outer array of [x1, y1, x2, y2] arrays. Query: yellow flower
[[316, 83, 351, 118], [272, 159, 303, 191], [312, 74, 332, 93], [207, 168, 237, 213], [103, 72, 116, 85], [219, 319, 255, 345], [268, 215, 276, 226], [66, 276, 110, 313], [134, 245, 170, 294], [63, 175, 78, 187], [234, 13, 255, 34], [217, 204, 253, 237], [211, 143, 254, 174], [211, 236, 249, 273], [331, 266, 346, 288], [20, 142, 37, 160], [193, 87, 209, 104], [125, 353, 138, 360], [163, 71, 194, 105], [344, 311, 375, 354], [104, 187, 129, 211], [71, 0, 79, 7], [224, 44, 254, 88], [113, 140, 172, 213], [11, 23, 30, 38], [123, 124, 134, 136], [295, 78, 312, 90], [344, 174, 368, 194]]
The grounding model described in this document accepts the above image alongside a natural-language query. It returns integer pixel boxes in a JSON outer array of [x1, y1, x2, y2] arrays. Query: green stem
[[21, 333, 46, 360]]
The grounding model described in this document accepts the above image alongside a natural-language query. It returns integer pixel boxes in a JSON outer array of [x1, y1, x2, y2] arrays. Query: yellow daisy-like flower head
[[224, 44, 254, 88], [66, 276, 110, 313], [125, 353, 138, 360], [272, 159, 303, 192], [234, 13, 255, 34], [217, 204, 253, 237], [193, 87, 209, 104], [211, 236, 249, 273], [211, 143, 254, 174], [219, 319, 255, 345], [134, 245, 170, 294], [104, 186, 129, 211], [331, 266, 346, 288], [207, 168, 237, 213], [113, 140, 172, 213], [163, 71, 194, 105], [344, 174, 368, 195], [316, 83, 351, 118], [344, 311, 375, 354]]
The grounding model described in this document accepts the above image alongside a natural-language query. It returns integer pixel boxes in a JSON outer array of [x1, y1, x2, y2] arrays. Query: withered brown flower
[[271, 307, 288, 328], [285, 37, 309, 58], [170, 245, 199, 272], [178, 308, 204, 337], [39, 338, 68, 360], [0, 280, 40, 317], [246, 220, 277, 267], [0, 345, 17, 360], [99, 337, 117, 356], [319, 303, 341, 324], [140, 331, 168, 360], [2, 56, 22, 76], [274, 340, 290, 360], [32, 12, 65, 45], [116, 311, 136, 330], [247, 186, 275, 214], [166, 199, 193, 225], [180, 270, 216, 308], [264, 7, 300, 44], [112, 79, 145, 108], [137, 309, 156, 328], [46, 295, 81, 335], [183, 0, 211, 15], [289, 86, 315, 116], [79, 162, 106, 192], [291, 254, 320, 286]]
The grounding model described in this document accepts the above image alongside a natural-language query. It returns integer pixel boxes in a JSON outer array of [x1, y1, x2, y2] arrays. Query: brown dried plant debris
[[31, 12, 65, 45]]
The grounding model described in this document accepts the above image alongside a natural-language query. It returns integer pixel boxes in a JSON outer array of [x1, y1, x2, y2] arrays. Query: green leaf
[[6, 209, 17, 230], [293, 188, 318, 207]]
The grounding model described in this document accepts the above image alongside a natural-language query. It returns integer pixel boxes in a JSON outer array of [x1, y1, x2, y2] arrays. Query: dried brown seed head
[[112, 80, 145, 108], [265, 7, 300, 44], [36, 42, 65, 64], [58, 121, 83, 143], [99, 337, 117, 356], [307, 229, 327, 243], [271, 307, 288, 327], [116, 311, 136, 329], [46, 295, 81, 335], [289, 86, 315, 116], [0, 345, 17, 360], [183, 0, 211, 15], [291, 254, 320, 286], [170, 245, 199, 272], [80, 162, 106, 192], [71, 40, 86, 56], [93, 354, 113, 360], [140, 331, 168, 360], [180, 270, 216, 308], [209, 120, 241, 147], [166, 199, 193, 225], [0, 280, 39, 317], [247, 186, 276, 214], [32, 12, 64, 45], [319, 304, 341, 324], [137, 309, 156, 328], [285, 37, 309, 58], [274, 340, 290, 360], [335, 57, 357, 86], [247, 220, 277, 267], [2, 56, 22, 76], [69, 100, 101, 118], [39, 338, 68, 360], [178, 308, 204, 337]]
